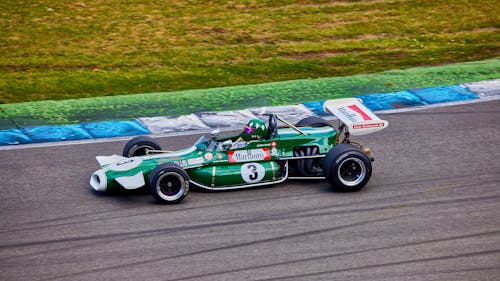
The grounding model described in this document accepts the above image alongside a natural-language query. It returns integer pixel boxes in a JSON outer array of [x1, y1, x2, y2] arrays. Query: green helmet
[[241, 119, 267, 140]]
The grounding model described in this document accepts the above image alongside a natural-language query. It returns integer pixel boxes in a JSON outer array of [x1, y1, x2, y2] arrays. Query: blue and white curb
[[249, 104, 314, 124], [196, 110, 256, 128], [138, 114, 210, 134], [303, 84, 482, 115], [1, 79, 499, 146], [463, 79, 500, 98]]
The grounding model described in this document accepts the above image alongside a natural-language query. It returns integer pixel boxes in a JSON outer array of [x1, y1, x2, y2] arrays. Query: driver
[[240, 119, 268, 141], [219, 119, 268, 149], [220, 119, 268, 150]]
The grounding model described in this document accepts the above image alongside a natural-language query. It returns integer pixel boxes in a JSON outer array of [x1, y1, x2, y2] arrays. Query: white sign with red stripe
[[323, 98, 389, 135], [229, 148, 270, 163]]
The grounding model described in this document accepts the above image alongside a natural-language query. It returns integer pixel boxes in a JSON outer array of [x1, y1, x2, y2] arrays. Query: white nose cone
[[90, 170, 107, 192]]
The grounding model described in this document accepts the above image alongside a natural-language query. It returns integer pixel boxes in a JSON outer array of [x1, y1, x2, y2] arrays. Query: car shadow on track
[[88, 179, 347, 207]]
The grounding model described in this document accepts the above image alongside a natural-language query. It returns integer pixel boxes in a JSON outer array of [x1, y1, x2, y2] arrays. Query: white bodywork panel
[[323, 98, 389, 135], [115, 171, 146, 190], [96, 155, 128, 166], [96, 155, 144, 172]]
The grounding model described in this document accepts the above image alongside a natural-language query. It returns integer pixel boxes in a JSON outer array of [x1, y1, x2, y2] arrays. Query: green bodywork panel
[[189, 161, 280, 188], [98, 126, 337, 191]]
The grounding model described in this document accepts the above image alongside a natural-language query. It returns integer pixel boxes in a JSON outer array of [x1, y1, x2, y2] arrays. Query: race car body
[[90, 98, 388, 204]]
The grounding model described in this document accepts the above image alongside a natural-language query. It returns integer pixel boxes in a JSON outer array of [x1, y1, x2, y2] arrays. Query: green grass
[[1, 59, 499, 129], [1, 0, 499, 104]]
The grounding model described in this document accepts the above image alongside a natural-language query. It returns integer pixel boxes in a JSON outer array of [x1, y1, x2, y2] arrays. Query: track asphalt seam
[[0, 79, 498, 148]]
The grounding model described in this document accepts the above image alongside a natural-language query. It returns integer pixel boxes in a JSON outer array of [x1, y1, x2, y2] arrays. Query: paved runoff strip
[[1, 79, 499, 148]]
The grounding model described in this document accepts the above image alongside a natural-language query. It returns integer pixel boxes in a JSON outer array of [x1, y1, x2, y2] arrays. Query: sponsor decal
[[162, 156, 206, 167], [204, 153, 213, 161], [347, 105, 372, 121], [188, 157, 204, 165], [257, 141, 277, 148], [271, 148, 278, 156], [241, 163, 265, 183], [169, 159, 188, 167], [108, 158, 142, 172], [352, 122, 386, 129], [337, 105, 372, 123], [216, 153, 224, 160], [115, 159, 134, 166], [228, 148, 270, 163], [337, 107, 359, 123], [172, 160, 188, 167]]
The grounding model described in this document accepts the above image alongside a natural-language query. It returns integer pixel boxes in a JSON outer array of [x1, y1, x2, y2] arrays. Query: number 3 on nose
[[241, 163, 265, 183]]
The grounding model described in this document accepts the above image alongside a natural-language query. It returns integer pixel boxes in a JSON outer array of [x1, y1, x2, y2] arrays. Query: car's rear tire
[[148, 163, 190, 204], [123, 136, 161, 157], [296, 116, 332, 127], [323, 144, 372, 192]]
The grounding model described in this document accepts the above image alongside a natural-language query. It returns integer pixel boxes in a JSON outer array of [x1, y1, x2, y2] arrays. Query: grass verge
[[0, 59, 499, 129], [1, 0, 499, 103]]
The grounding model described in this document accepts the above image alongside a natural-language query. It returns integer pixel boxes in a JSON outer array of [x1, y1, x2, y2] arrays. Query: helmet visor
[[243, 125, 255, 134]]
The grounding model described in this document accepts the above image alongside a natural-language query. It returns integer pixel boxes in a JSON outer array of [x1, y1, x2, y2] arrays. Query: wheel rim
[[130, 145, 156, 157], [156, 172, 186, 201], [337, 157, 366, 187]]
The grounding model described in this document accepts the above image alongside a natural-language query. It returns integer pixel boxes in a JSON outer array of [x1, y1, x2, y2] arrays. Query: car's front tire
[[323, 144, 372, 192], [123, 136, 162, 157], [148, 163, 190, 204]]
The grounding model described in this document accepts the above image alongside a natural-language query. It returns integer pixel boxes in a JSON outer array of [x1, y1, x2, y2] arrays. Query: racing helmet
[[241, 119, 267, 141]]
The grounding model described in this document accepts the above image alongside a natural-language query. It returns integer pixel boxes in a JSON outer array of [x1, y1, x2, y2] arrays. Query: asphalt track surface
[[1, 100, 499, 281]]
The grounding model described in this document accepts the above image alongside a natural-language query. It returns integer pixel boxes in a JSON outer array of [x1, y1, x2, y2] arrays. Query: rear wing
[[323, 98, 389, 136]]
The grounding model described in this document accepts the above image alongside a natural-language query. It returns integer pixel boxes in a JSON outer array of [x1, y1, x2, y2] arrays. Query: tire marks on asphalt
[[166, 230, 500, 281]]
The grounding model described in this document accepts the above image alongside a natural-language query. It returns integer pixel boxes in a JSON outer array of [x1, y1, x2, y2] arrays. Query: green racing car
[[90, 98, 389, 204]]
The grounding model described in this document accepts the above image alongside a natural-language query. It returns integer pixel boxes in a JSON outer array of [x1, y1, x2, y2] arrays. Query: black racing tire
[[148, 163, 190, 204], [123, 136, 162, 157], [322, 144, 372, 192], [296, 116, 332, 128]]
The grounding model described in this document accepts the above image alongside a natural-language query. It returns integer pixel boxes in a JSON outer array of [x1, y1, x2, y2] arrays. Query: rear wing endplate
[[323, 98, 389, 136]]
